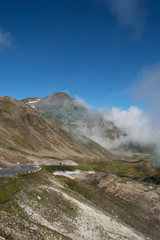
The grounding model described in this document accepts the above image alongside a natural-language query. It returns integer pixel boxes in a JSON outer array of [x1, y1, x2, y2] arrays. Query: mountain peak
[[45, 92, 74, 102]]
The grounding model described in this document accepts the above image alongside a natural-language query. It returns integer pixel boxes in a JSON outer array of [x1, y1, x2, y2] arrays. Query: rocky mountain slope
[[24, 92, 156, 159], [0, 96, 110, 167], [0, 94, 160, 239], [22, 92, 124, 153], [0, 161, 159, 239]]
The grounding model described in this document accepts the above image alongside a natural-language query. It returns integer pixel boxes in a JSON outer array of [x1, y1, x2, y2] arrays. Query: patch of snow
[[27, 99, 41, 104], [26, 99, 41, 108], [52, 171, 80, 179], [87, 171, 95, 174]]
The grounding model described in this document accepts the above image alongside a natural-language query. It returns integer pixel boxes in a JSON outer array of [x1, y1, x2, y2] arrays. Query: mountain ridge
[[0, 96, 96, 166], [22, 92, 123, 151], [0, 95, 118, 167]]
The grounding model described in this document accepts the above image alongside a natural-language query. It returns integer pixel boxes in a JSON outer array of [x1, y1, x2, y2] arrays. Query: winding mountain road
[[0, 165, 40, 177]]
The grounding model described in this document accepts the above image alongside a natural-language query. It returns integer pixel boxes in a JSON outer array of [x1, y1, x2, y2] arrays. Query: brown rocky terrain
[[0, 160, 160, 240], [0, 96, 103, 167]]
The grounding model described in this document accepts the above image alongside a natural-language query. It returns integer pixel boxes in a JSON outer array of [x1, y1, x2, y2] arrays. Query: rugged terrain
[[0, 160, 160, 239], [0, 96, 115, 167], [22, 92, 122, 151], [0, 94, 160, 239], [23, 92, 155, 158], [0, 96, 121, 167]]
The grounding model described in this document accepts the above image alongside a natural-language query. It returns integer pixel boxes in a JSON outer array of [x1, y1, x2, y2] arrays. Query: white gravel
[[42, 184, 145, 240]]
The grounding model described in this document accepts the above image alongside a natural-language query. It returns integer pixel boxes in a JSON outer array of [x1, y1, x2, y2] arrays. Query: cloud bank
[[73, 63, 160, 165], [101, 106, 156, 147], [97, 63, 160, 165]]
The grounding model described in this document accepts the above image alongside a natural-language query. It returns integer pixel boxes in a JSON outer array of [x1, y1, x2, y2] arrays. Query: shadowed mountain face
[[0, 96, 106, 167]]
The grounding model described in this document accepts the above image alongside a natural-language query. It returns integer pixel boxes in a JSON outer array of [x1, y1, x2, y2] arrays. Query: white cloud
[[66, 87, 160, 164], [102, 106, 155, 146], [106, 0, 146, 35], [0, 28, 12, 49], [128, 63, 160, 163], [73, 101, 158, 154], [74, 91, 159, 150]]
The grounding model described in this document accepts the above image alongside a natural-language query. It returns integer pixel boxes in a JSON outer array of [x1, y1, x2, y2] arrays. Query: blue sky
[[0, 0, 160, 110]]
